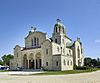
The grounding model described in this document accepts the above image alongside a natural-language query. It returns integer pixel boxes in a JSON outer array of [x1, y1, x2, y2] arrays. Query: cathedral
[[10, 19, 84, 71]]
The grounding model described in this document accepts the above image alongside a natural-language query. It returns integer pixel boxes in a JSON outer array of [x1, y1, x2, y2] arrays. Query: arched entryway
[[23, 54, 28, 69], [29, 53, 34, 69], [35, 52, 42, 69]]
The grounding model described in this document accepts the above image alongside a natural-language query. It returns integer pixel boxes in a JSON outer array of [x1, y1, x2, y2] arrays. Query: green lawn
[[0, 70, 8, 72], [34, 68, 99, 75]]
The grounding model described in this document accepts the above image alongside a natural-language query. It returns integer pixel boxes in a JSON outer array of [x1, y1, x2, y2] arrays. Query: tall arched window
[[63, 59, 66, 65], [67, 60, 69, 65], [55, 27, 58, 33], [59, 27, 60, 33], [70, 60, 72, 65], [34, 37, 36, 46], [37, 38, 39, 46]]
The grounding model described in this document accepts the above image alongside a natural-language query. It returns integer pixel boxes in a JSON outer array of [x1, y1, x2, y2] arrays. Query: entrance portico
[[23, 52, 42, 69]]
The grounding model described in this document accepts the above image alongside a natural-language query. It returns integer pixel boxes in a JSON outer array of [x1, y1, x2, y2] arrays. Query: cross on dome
[[31, 26, 36, 32], [57, 19, 61, 23]]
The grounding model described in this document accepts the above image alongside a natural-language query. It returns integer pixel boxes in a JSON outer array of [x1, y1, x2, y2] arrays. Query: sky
[[0, 0, 100, 58]]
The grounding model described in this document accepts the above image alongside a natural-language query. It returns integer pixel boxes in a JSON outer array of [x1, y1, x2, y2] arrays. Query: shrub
[[75, 66, 90, 70]]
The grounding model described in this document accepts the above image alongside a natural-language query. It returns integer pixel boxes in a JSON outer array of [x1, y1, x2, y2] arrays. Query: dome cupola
[[53, 19, 66, 35]]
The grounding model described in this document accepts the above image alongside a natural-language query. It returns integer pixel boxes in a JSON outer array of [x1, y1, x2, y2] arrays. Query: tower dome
[[54, 19, 66, 35]]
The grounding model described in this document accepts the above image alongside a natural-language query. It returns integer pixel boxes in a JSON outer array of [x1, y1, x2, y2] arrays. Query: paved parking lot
[[0, 71, 100, 83]]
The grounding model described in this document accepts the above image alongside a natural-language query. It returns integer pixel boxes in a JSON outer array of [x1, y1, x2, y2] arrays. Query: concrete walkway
[[0, 71, 100, 83]]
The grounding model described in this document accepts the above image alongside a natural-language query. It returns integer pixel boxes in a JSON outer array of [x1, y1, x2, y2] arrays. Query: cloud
[[95, 39, 100, 43]]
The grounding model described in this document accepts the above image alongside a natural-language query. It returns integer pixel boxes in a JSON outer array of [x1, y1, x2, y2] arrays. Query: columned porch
[[23, 52, 42, 70]]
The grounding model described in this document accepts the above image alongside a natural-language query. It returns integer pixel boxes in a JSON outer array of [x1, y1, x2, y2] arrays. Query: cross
[[57, 19, 61, 22], [31, 26, 36, 32]]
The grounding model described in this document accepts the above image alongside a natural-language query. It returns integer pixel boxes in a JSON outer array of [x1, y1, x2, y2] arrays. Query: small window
[[69, 50, 71, 53], [67, 60, 69, 65], [64, 60, 66, 65], [46, 62, 48, 66], [81, 48, 83, 54], [46, 49, 48, 54], [55, 39, 57, 43], [70, 61, 72, 65], [67, 54, 69, 56], [56, 61, 58, 66], [57, 47, 59, 52]]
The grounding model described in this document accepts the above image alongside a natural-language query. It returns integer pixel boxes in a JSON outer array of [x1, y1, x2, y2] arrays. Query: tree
[[2, 54, 14, 66], [0, 60, 3, 65], [91, 59, 98, 67], [84, 57, 100, 67], [84, 57, 92, 67]]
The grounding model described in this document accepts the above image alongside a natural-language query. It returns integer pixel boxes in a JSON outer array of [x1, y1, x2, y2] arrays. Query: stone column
[[34, 55, 36, 69], [28, 59, 29, 69]]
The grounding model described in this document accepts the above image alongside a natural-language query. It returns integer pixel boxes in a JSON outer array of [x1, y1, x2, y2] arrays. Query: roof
[[65, 35, 72, 41], [22, 46, 41, 51], [25, 31, 46, 39], [66, 43, 73, 48]]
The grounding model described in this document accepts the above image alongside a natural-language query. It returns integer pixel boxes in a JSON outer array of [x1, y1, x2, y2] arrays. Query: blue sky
[[0, 0, 100, 58]]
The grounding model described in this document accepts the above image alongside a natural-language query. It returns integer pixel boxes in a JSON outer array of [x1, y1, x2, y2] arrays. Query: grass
[[34, 68, 99, 75], [0, 70, 8, 72]]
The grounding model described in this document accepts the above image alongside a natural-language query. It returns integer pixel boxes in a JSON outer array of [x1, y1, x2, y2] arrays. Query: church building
[[10, 19, 84, 71]]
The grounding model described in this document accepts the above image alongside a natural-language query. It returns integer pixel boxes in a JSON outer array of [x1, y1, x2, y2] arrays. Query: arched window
[[55, 27, 58, 33], [46, 62, 48, 66], [81, 48, 83, 54], [62, 26, 65, 33], [70, 60, 72, 65], [59, 27, 60, 33], [55, 39, 57, 43], [34, 37, 36, 46], [37, 38, 39, 46], [63, 59, 66, 65], [56, 61, 58, 66], [46, 49, 48, 54], [67, 60, 69, 65]]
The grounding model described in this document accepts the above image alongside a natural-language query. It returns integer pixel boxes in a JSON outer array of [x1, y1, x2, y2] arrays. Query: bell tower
[[52, 19, 66, 44], [53, 19, 66, 36]]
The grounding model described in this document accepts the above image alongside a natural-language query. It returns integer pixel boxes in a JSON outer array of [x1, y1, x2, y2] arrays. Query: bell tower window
[[55, 27, 57, 33]]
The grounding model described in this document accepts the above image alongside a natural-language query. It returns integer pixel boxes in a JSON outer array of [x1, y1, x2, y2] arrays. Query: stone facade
[[10, 19, 84, 71]]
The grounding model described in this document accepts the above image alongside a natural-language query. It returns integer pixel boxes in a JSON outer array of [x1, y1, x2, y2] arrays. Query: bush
[[75, 66, 90, 70]]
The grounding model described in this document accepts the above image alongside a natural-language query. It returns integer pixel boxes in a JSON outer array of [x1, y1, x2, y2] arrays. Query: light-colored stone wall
[[25, 31, 46, 48], [10, 45, 22, 70], [73, 40, 84, 66], [41, 40, 53, 70], [10, 21, 84, 71], [52, 55, 61, 70]]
